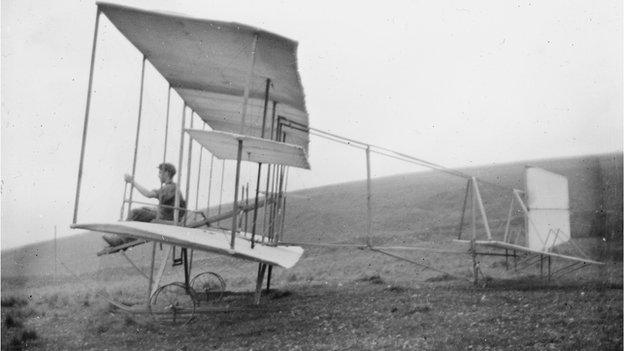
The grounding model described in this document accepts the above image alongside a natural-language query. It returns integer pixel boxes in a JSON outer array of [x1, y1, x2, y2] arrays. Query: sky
[[1, 0, 622, 250]]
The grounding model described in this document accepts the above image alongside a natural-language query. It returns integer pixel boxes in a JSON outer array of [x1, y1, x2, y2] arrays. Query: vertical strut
[[365, 145, 372, 247], [471, 177, 492, 240], [194, 123, 206, 211], [147, 242, 156, 304], [184, 112, 195, 225], [174, 105, 187, 224], [217, 160, 225, 225], [471, 179, 478, 284], [73, 7, 101, 224], [162, 86, 171, 163], [252, 79, 271, 248], [230, 139, 244, 249], [127, 56, 147, 213], [206, 154, 215, 217], [457, 179, 471, 240]]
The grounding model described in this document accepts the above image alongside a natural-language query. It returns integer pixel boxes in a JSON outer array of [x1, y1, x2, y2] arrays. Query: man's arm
[[124, 174, 157, 198]]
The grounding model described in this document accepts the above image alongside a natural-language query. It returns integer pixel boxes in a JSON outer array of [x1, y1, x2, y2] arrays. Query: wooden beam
[[230, 139, 244, 249], [97, 239, 147, 256], [471, 177, 492, 240], [254, 263, 267, 305], [174, 105, 187, 223], [147, 242, 156, 303], [73, 7, 101, 224], [503, 198, 514, 243], [151, 245, 172, 297], [365, 145, 372, 247], [457, 179, 471, 240], [128, 56, 147, 212], [162, 86, 171, 163]]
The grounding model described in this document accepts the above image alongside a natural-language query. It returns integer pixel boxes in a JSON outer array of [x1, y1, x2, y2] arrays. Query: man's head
[[158, 163, 176, 183]]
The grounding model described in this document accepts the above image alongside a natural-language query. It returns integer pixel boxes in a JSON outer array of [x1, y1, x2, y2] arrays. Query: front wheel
[[150, 282, 196, 324]]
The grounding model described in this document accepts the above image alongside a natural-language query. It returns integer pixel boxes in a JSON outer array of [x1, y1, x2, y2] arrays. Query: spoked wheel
[[150, 282, 197, 325], [190, 271, 226, 303]]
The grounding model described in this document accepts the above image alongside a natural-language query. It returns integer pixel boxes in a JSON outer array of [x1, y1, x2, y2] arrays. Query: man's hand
[[124, 174, 156, 199]]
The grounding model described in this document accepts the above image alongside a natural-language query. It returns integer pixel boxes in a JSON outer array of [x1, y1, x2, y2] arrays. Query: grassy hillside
[[2, 153, 621, 285]]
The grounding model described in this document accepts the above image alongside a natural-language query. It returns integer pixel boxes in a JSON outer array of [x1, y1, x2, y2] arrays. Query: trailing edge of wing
[[186, 129, 310, 169]]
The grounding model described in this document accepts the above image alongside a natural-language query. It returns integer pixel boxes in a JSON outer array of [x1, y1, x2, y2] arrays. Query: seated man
[[103, 163, 187, 247]]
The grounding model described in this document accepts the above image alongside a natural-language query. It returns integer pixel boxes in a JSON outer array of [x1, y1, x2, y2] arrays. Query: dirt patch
[[8, 280, 621, 350], [356, 274, 385, 285]]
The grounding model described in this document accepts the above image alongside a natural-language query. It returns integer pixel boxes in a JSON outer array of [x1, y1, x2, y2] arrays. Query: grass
[[1, 298, 40, 350]]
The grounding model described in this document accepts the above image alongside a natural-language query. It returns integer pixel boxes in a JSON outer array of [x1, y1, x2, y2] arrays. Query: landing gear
[[190, 271, 226, 303], [150, 282, 196, 325]]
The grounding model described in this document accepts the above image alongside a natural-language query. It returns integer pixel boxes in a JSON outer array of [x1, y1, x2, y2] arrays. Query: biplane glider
[[71, 2, 310, 321], [70, 3, 604, 323]]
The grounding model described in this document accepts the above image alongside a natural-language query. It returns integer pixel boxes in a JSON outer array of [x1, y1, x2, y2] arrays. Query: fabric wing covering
[[98, 2, 310, 151], [187, 130, 310, 169], [525, 167, 571, 251], [72, 222, 304, 269]]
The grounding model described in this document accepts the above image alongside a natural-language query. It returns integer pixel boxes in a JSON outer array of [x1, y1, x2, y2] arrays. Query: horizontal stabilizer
[[455, 239, 603, 265]]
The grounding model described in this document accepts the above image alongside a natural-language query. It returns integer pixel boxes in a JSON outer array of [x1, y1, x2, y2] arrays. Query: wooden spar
[[206, 154, 215, 216], [239, 33, 259, 134], [174, 104, 187, 223], [252, 78, 271, 248], [244, 184, 250, 234], [371, 248, 470, 281], [183, 246, 190, 287], [471, 177, 492, 240], [185, 196, 275, 228], [182, 112, 195, 287], [266, 265, 273, 291], [262, 101, 278, 242], [162, 86, 171, 162], [230, 139, 244, 249], [274, 139, 286, 242], [217, 160, 225, 224], [457, 179, 471, 240], [73, 7, 101, 224], [254, 263, 267, 305], [278, 167, 290, 241], [503, 198, 514, 243], [471, 179, 477, 284], [512, 189, 529, 214], [365, 145, 372, 247], [151, 245, 172, 297], [184, 112, 195, 224], [194, 123, 206, 210], [147, 242, 156, 303], [128, 56, 147, 212]]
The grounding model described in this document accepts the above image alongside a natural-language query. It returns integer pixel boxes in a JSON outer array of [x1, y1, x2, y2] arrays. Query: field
[[2, 153, 622, 350]]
